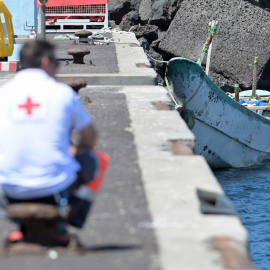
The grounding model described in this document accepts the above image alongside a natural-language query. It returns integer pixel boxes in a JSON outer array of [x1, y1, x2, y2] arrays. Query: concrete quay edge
[[3, 72, 157, 87], [111, 32, 255, 269], [122, 85, 254, 270], [56, 73, 157, 86]]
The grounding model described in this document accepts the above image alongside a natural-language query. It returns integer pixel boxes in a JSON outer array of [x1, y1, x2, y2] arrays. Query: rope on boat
[[185, 73, 206, 105], [249, 58, 259, 68], [197, 21, 218, 66]]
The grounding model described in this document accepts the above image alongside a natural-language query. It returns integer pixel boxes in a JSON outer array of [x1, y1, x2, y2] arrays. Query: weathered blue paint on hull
[[165, 57, 270, 168]]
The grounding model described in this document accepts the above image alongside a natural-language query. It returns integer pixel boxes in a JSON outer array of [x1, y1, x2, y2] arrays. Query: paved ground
[[0, 86, 160, 270], [0, 33, 160, 270], [47, 33, 119, 74]]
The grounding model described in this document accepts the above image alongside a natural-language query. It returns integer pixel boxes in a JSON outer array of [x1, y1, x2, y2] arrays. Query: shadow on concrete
[[83, 244, 142, 253]]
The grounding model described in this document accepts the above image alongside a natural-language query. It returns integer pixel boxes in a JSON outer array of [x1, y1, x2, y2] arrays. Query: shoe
[[53, 232, 70, 246], [53, 222, 70, 246], [7, 230, 24, 243]]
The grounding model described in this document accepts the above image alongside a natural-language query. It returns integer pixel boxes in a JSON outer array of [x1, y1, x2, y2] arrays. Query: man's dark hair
[[20, 40, 55, 69]]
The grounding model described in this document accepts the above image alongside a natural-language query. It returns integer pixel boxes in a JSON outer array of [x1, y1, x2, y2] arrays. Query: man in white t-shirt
[[0, 41, 98, 241]]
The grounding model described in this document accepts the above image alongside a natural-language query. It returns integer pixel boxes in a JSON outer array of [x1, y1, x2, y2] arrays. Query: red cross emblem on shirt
[[18, 97, 41, 115]]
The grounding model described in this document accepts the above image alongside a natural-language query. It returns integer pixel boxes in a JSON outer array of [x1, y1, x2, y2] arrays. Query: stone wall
[[109, 0, 270, 91]]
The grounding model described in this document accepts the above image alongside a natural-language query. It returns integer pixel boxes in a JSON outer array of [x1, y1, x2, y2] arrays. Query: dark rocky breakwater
[[109, 0, 270, 91]]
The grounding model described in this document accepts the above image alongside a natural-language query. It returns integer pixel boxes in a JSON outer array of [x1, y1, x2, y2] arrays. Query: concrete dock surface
[[0, 31, 255, 270]]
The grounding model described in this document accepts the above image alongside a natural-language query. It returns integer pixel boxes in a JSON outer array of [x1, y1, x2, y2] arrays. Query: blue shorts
[[0, 149, 99, 228]]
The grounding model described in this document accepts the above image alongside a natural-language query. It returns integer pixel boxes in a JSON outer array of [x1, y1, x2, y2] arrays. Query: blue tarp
[[239, 99, 269, 106]]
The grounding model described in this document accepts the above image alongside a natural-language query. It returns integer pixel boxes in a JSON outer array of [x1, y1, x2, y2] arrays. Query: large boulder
[[149, 0, 183, 28], [109, 0, 142, 24], [119, 11, 140, 32], [159, 0, 270, 91], [150, 29, 167, 49], [138, 0, 154, 24], [139, 0, 182, 28], [131, 24, 159, 43], [139, 37, 166, 84]]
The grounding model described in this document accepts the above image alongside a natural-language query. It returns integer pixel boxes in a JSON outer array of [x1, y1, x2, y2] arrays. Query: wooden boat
[[165, 57, 270, 168]]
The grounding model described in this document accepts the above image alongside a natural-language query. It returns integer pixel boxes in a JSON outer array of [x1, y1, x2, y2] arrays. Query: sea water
[[214, 161, 270, 270]]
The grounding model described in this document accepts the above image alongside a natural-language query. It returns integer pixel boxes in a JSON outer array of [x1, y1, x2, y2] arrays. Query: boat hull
[[165, 57, 270, 168]]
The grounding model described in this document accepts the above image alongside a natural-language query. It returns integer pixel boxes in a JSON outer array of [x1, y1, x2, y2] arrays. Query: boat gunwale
[[166, 57, 270, 126]]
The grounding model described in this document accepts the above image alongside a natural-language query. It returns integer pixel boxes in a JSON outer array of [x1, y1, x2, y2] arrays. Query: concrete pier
[[0, 32, 255, 269]]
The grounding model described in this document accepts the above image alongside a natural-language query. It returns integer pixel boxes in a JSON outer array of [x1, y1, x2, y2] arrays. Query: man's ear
[[40, 56, 56, 78], [40, 56, 50, 70]]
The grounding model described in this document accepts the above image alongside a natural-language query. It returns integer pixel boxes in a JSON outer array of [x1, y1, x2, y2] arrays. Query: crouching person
[[0, 40, 101, 245]]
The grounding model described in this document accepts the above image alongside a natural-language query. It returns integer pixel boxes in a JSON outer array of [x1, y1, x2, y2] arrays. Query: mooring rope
[[99, 27, 181, 110], [164, 76, 183, 111], [99, 27, 169, 63], [54, 31, 121, 44], [144, 52, 169, 64], [100, 27, 135, 34]]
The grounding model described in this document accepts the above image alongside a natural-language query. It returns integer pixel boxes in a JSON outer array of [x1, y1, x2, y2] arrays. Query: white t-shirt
[[0, 69, 92, 199]]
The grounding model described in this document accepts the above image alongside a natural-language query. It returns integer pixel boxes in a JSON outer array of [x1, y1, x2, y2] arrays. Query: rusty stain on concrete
[[212, 236, 255, 270], [169, 140, 194, 155], [152, 101, 173, 111]]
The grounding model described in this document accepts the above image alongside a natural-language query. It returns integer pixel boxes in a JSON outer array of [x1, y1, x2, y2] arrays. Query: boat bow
[[165, 57, 270, 168]]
